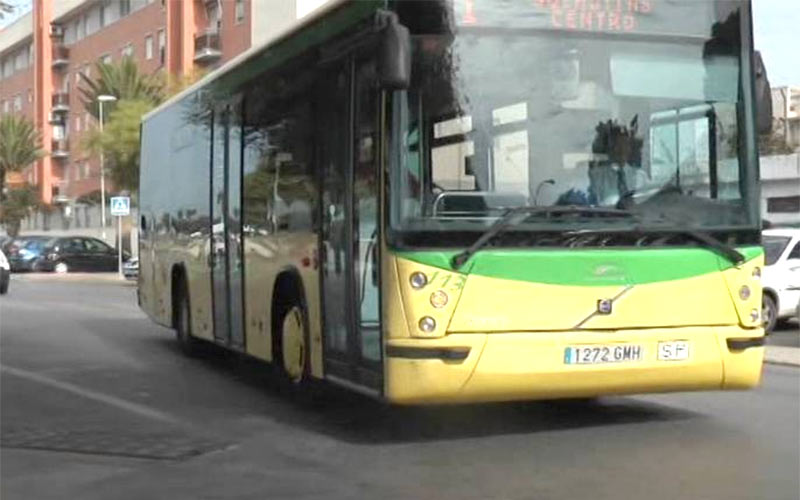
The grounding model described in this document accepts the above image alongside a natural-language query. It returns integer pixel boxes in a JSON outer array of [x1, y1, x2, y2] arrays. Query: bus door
[[319, 58, 382, 391], [210, 105, 245, 350]]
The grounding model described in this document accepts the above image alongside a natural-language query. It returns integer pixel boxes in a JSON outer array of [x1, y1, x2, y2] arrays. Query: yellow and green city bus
[[139, 0, 773, 404]]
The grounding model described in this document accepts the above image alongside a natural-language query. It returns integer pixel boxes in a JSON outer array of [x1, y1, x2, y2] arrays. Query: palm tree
[[0, 114, 45, 204], [79, 56, 164, 120]]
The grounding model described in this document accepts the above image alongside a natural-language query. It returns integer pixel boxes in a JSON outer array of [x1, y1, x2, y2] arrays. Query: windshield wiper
[[668, 229, 745, 265], [450, 206, 635, 270]]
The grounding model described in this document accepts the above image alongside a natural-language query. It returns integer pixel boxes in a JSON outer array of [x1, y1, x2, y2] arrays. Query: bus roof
[[142, 0, 360, 123]]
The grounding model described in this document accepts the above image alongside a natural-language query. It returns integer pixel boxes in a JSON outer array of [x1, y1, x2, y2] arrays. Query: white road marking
[[1, 364, 179, 425]]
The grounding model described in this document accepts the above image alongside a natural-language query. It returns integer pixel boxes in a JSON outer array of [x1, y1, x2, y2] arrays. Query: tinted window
[[243, 66, 316, 236], [788, 241, 800, 260], [764, 236, 790, 265], [60, 238, 86, 254], [84, 238, 113, 253]]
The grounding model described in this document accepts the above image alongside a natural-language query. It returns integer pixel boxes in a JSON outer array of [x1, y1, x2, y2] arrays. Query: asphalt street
[[1, 277, 799, 500]]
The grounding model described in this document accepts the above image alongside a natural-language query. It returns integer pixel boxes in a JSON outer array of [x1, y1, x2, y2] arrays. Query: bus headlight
[[430, 290, 448, 308], [739, 285, 751, 301], [418, 316, 436, 333], [409, 272, 427, 290]]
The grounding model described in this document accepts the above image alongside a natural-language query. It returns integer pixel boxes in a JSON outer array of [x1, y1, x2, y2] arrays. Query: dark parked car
[[5, 236, 54, 272], [36, 237, 124, 273]]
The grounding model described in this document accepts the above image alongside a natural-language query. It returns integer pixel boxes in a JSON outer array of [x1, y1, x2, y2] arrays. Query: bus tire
[[762, 293, 778, 334], [175, 282, 201, 356], [274, 299, 311, 387], [272, 278, 316, 399]]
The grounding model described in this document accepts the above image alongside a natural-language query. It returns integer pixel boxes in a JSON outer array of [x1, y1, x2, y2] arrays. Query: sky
[[1, 0, 798, 86]]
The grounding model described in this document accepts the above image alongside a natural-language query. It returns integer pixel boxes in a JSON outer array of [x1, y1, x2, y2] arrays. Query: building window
[[13, 94, 21, 112], [84, 162, 91, 179], [75, 116, 82, 132], [767, 196, 800, 214], [27, 89, 32, 103], [122, 44, 134, 58], [235, 0, 245, 24], [206, 3, 219, 32], [158, 29, 166, 65], [120, 0, 130, 16], [145, 35, 153, 60]]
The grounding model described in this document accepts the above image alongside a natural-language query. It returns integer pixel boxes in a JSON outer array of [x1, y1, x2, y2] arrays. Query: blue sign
[[110, 196, 130, 216]]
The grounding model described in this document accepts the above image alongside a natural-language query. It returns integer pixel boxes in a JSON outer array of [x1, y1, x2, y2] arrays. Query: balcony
[[194, 31, 221, 63], [51, 92, 69, 113], [51, 139, 69, 159], [52, 45, 70, 69]]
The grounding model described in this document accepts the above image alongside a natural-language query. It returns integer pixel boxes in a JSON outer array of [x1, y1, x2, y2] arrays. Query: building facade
[[771, 86, 800, 152], [0, 0, 263, 211]]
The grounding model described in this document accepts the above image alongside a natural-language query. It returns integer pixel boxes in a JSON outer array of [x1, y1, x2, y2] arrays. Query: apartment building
[[0, 0, 262, 211]]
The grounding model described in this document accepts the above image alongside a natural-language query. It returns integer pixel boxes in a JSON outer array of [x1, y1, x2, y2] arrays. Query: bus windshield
[[389, 0, 756, 248]]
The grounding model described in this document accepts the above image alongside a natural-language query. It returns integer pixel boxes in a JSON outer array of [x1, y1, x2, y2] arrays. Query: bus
[[139, 0, 773, 404]]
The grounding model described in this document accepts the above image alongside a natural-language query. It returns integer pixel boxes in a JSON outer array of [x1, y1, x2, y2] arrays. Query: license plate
[[657, 341, 690, 361], [564, 344, 643, 365]]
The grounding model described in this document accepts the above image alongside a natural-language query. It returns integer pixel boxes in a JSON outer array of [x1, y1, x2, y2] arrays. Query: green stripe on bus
[[395, 246, 763, 286]]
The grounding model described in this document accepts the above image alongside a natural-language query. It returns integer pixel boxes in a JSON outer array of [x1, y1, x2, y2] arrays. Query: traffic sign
[[110, 196, 130, 216]]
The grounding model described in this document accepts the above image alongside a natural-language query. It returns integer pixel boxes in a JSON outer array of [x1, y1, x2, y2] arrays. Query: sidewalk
[[764, 345, 800, 367], [12, 273, 136, 286]]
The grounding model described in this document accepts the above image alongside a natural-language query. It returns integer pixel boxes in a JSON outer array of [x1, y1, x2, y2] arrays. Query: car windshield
[[763, 236, 791, 265], [389, 0, 757, 248], [23, 238, 51, 252]]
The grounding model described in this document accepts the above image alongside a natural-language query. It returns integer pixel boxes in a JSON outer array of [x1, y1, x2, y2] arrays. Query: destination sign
[[454, 0, 732, 37]]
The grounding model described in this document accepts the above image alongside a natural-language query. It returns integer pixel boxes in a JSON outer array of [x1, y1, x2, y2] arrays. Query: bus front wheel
[[273, 294, 311, 390]]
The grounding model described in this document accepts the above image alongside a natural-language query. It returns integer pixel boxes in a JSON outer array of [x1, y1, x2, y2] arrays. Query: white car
[[762, 229, 800, 332], [0, 248, 9, 295]]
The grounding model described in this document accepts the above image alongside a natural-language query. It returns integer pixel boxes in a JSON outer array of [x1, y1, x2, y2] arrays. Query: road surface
[[1, 278, 798, 500]]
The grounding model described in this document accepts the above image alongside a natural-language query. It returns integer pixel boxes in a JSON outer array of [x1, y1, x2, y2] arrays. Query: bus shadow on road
[[150, 337, 703, 445]]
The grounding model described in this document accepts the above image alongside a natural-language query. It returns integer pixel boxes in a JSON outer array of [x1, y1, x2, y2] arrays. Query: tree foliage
[[78, 56, 164, 120], [0, 184, 40, 237], [0, 113, 45, 203], [759, 129, 796, 157], [81, 99, 155, 193]]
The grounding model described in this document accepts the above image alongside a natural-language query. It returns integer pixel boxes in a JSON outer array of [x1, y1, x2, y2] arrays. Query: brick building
[[0, 0, 263, 209]]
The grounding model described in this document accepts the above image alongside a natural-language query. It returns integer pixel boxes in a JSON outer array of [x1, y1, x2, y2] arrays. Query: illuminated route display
[[454, 0, 737, 36]]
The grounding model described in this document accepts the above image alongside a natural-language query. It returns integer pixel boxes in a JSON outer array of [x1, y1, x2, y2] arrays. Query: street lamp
[[97, 94, 117, 241]]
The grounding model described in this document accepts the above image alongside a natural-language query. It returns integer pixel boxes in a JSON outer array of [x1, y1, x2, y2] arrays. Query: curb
[[12, 273, 136, 286], [764, 346, 800, 367]]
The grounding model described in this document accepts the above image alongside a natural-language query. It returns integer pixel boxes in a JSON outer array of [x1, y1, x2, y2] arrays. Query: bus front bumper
[[384, 326, 764, 405]]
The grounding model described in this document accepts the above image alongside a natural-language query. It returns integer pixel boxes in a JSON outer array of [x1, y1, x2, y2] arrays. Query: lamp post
[[97, 94, 117, 241]]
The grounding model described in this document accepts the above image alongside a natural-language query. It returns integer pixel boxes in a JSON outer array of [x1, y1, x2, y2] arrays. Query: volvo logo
[[597, 299, 613, 315]]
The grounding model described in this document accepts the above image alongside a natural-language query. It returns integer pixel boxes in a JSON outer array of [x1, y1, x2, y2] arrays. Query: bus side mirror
[[754, 51, 773, 135], [377, 12, 411, 90]]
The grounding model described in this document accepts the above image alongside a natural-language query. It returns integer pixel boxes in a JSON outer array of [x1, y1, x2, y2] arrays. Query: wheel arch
[[270, 266, 310, 355]]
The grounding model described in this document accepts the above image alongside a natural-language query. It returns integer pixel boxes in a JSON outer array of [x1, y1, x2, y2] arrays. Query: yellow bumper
[[384, 326, 764, 405]]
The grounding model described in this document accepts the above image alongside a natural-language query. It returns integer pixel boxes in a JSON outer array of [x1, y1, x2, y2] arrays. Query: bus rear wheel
[[175, 286, 201, 356]]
